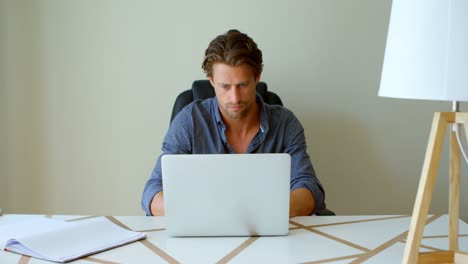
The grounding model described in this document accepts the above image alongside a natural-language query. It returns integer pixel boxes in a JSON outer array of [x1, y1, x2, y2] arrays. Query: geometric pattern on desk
[[291, 215, 407, 227], [312, 216, 413, 249], [229, 229, 364, 263], [422, 214, 468, 236], [1, 214, 467, 264], [420, 236, 468, 252], [326, 260, 358, 264], [360, 242, 430, 264], [76, 237, 168, 263], [363, 237, 468, 264], [146, 230, 249, 264], [113, 216, 166, 232], [360, 216, 468, 264]]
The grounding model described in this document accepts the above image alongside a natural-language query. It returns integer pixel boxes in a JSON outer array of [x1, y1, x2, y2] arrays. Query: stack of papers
[[0, 217, 146, 262]]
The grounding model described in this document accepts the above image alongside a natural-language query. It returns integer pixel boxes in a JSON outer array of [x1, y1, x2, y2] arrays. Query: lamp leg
[[403, 113, 448, 264], [449, 125, 460, 251], [464, 120, 468, 142]]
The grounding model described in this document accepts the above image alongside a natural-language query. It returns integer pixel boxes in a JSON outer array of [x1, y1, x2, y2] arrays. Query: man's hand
[[289, 188, 315, 217], [150, 191, 165, 216]]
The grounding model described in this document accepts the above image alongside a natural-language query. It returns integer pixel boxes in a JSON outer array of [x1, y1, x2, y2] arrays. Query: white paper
[[2, 217, 146, 262]]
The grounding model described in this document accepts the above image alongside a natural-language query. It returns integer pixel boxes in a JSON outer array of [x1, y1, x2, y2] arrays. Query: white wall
[[3, 0, 467, 219]]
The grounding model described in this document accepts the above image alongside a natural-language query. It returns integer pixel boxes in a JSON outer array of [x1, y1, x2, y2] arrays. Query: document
[[0, 217, 146, 262]]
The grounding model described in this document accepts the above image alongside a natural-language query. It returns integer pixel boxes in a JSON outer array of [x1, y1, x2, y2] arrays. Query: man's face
[[209, 63, 259, 120]]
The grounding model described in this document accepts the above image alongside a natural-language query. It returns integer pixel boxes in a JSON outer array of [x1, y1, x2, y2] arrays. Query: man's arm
[[283, 112, 325, 215], [141, 106, 193, 216], [151, 191, 165, 216], [289, 187, 315, 217]]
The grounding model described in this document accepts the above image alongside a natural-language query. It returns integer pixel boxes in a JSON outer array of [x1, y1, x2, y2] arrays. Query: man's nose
[[230, 87, 241, 103]]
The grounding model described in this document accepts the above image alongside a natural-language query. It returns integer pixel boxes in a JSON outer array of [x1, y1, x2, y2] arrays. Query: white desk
[[1, 214, 467, 263]]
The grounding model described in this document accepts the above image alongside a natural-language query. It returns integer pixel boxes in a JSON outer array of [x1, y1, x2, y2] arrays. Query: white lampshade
[[379, 0, 468, 102]]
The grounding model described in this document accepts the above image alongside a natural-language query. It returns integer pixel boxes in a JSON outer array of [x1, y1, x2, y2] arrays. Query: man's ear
[[255, 74, 261, 84], [208, 76, 215, 88]]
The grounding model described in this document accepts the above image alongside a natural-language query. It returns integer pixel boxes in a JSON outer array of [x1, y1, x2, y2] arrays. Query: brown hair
[[202, 29, 263, 78]]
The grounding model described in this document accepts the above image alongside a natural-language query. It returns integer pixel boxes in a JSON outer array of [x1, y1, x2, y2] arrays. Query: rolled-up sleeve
[[284, 115, 325, 214], [141, 107, 193, 215]]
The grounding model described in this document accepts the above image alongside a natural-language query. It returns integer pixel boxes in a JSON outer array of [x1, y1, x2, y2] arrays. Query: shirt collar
[[213, 97, 223, 126]]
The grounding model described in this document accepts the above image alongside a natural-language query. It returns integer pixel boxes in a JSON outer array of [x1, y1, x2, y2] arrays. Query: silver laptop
[[161, 153, 290, 237]]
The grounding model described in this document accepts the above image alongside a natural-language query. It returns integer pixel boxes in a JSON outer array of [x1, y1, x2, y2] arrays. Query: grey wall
[[0, 0, 7, 212], [2, 0, 467, 219], [3, 0, 44, 213]]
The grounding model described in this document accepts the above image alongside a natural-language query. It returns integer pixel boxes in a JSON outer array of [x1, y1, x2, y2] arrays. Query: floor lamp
[[379, 1, 468, 263]]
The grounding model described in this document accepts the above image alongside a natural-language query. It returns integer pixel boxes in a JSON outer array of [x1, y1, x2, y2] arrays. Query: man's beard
[[222, 101, 248, 119]]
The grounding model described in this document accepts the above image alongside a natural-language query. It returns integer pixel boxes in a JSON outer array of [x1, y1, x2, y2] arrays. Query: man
[[141, 29, 325, 217]]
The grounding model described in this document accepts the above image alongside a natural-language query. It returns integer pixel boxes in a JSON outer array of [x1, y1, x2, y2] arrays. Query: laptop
[[161, 153, 290, 237]]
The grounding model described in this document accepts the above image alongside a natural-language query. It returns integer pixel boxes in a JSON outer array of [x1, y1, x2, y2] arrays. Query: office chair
[[170, 80, 335, 216]]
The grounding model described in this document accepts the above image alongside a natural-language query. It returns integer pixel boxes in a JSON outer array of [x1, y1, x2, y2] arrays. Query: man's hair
[[202, 29, 263, 78]]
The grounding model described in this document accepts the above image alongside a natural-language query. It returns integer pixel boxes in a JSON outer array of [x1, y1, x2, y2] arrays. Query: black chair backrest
[[170, 80, 283, 123]]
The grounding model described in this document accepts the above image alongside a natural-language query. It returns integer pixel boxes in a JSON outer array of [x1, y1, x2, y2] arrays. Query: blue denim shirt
[[141, 95, 325, 215]]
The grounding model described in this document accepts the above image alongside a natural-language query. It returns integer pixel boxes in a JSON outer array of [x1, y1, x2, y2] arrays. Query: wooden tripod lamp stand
[[379, 0, 468, 263]]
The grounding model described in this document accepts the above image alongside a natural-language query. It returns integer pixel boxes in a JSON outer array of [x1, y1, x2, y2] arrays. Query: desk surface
[[1, 214, 467, 263]]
